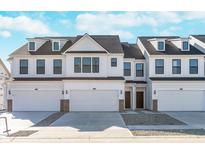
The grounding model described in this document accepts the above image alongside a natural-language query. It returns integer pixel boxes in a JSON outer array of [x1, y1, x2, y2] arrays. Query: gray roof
[[138, 36, 204, 55], [121, 42, 145, 59], [10, 35, 123, 57], [192, 35, 205, 43]]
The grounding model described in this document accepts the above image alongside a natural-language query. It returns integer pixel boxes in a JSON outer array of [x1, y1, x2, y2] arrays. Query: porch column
[[132, 86, 136, 110]]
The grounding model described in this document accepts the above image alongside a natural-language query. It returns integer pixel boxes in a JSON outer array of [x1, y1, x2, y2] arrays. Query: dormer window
[[182, 41, 189, 51], [28, 42, 36, 51], [53, 41, 60, 51], [157, 41, 165, 51]]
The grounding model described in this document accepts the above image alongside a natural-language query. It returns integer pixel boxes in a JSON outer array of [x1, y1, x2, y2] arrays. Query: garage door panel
[[13, 90, 61, 111], [70, 90, 118, 111], [158, 90, 205, 111]]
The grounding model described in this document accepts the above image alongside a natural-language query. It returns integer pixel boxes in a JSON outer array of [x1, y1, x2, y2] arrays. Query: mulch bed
[[121, 113, 186, 125], [33, 112, 65, 127], [9, 130, 38, 137], [132, 129, 205, 136]]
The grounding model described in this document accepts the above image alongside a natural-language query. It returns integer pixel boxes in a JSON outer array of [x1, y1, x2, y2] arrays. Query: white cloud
[[0, 15, 56, 36], [75, 12, 205, 39], [59, 19, 71, 28], [75, 12, 184, 40], [153, 26, 181, 36], [0, 30, 11, 38]]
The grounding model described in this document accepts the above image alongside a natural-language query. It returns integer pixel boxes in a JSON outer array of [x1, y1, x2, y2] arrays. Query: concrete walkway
[[165, 112, 205, 129], [0, 112, 54, 137], [22, 112, 132, 139]]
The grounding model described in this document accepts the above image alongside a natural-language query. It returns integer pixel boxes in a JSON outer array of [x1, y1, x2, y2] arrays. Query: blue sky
[[1, 11, 205, 67]]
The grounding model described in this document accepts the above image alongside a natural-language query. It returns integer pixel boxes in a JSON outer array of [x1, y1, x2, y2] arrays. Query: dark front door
[[136, 92, 144, 108], [125, 91, 131, 109]]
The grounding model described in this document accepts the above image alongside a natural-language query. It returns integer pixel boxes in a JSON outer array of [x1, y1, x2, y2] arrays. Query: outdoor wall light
[[66, 90, 68, 94], [8, 90, 11, 95], [153, 90, 156, 94], [62, 90, 64, 95]]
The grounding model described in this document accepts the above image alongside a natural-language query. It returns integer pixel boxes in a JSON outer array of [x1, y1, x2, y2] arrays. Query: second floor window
[[92, 57, 99, 73], [53, 59, 62, 74], [172, 59, 181, 74], [155, 59, 164, 74], [124, 62, 131, 76], [111, 58, 117, 67], [74, 57, 81, 73], [53, 42, 60, 51], [190, 59, 198, 74], [82, 57, 91, 73], [28, 42, 35, 51], [136, 63, 144, 77], [20, 59, 28, 74], [37, 60, 45, 74]]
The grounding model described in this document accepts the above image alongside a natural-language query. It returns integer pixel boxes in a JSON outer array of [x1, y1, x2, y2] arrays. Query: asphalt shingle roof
[[138, 36, 204, 55], [9, 35, 124, 57], [121, 42, 145, 59]]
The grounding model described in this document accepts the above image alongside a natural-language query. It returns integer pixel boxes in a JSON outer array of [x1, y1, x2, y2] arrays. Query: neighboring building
[[138, 36, 205, 111], [0, 59, 10, 110], [5, 33, 205, 112]]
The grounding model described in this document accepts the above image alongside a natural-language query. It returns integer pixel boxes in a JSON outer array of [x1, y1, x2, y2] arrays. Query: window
[[136, 63, 144, 77], [111, 58, 117, 67], [157, 41, 165, 51], [20, 59, 28, 74], [82, 57, 91, 73], [74, 57, 81, 73], [53, 59, 62, 74], [36, 60, 45, 74], [190, 59, 198, 74], [172, 59, 181, 74], [155, 59, 164, 74], [28, 42, 35, 51], [53, 41, 60, 51], [124, 62, 131, 76], [182, 41, 189, 51], [92, 57, 99, 73]]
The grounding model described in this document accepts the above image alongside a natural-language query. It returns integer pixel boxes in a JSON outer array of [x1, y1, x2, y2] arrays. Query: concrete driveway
[[26, 112, 132, 138], [165, 112, 205, 129], [0, 112, 54, 137]]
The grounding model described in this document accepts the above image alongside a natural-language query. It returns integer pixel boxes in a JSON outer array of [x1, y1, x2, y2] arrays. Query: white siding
[[149, 55, 205, 77]]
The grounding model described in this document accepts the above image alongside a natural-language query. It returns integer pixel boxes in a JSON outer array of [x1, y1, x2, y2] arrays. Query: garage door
[[13, 90, 61, 111], [158, 90, 205, 111], [70, 90, 118, 111]]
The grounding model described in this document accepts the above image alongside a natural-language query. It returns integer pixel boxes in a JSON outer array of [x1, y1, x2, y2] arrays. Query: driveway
[[25, 112, 132, 138], [0, 112, 54, 137], [165, 112, 205, 129]]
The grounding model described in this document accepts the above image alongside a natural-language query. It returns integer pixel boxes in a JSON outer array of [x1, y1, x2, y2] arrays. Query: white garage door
[[13, 90, 61, 111], [70, 90, 118, 111], [158, 90, 205, 111]]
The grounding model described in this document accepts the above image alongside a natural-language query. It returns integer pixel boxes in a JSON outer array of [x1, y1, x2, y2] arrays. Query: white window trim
[[28, 42, 36, 51], [157, 41, 165, 51], [181, 41, 190, 51], [52, 41, 61, 51]]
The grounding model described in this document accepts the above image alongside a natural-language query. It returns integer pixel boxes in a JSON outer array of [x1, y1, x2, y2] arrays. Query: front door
[[125, 91, 131, 109], [136, 91, 144, 108]]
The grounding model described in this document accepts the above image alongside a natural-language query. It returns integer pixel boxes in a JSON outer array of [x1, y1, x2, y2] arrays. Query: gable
[[67, 35, 108, 52]]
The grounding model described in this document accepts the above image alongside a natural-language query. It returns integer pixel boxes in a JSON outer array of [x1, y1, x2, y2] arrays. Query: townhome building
[[5, 33, 205, 112], [0, 59, 10, 110]]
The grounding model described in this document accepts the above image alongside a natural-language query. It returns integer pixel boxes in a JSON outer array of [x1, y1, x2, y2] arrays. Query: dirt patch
[[9, 130, 38, 137], [33, 112, 65, 127], [132, 129, 205, 136], [121, 113, 186, 125]]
